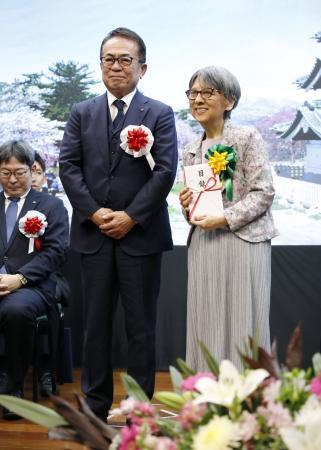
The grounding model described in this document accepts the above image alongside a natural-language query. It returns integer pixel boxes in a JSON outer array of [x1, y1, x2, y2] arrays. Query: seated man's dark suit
[[0, 188, 68, 392], [59, 90, 178, 417]]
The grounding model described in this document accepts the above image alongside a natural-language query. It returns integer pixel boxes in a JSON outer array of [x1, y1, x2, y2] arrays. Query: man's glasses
[[100, 55, 144, 68], [0, 169, 30, 179], [185, 88, 219, 101]]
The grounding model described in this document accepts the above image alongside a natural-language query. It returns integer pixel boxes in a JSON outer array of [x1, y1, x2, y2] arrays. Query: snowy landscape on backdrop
[[1, 1, 320, 245]]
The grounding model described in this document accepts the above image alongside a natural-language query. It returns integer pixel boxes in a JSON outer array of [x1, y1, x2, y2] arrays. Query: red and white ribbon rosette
[[19, 211, 48, 254], [120, 125, 155, 170]]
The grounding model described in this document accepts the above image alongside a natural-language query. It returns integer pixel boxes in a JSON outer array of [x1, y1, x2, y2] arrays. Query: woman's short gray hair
[[189, 66, 241, 119]]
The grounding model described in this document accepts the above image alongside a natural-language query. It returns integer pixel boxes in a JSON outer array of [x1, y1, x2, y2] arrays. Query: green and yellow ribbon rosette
[[205, 144, 237, 201]]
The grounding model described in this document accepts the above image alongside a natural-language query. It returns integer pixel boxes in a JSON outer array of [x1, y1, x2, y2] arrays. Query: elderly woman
[[179, 66, 278, 370]]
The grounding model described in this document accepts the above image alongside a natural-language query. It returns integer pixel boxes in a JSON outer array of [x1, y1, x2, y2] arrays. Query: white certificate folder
[[184, 163, 223, 220]]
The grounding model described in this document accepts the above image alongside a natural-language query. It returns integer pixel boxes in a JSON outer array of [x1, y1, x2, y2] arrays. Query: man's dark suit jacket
[[59, 90, 178, 256], [0, 189, 68, 303]]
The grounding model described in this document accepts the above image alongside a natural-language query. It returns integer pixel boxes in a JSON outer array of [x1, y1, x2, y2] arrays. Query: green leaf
[[251, 331, 259, 361], [176, 358, 195, 377], [226, 166, 234, 176], [154, 392, 185, 410], [120, 373, 149, 402], [169, 365, 183, 394], [157, 418, 182, 437], [199, 341, 220, 376], [312, 353, 321, 375], [0, 395, 68, 428], [225, 178, 233, 201]]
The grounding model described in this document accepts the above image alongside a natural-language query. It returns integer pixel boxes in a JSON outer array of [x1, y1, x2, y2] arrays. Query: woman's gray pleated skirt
[[186, 227, 271, 371]]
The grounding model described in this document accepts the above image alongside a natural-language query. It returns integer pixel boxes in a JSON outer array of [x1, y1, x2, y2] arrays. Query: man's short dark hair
[[0, 140, 34, 168], [34, 151, 46, 173], [100, 27, 146, 63]]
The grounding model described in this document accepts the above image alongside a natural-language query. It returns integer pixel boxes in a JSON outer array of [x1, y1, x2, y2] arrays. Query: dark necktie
[[6, 197, 20, 242], [112, 99, 125, 130]]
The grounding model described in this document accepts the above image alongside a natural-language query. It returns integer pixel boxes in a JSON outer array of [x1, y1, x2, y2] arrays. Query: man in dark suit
[[0, 140, 68, 419], [29, 151, 71, 396], [59, 27, 178, 420]]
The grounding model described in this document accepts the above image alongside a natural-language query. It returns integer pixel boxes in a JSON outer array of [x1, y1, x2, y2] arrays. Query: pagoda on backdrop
[[280, 31, 321, 183]]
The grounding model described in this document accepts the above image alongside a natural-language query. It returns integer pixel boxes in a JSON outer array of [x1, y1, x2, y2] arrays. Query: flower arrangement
[[205, 145, 236, 201], [108, 328, 321, 450], [19, 210, 47, 252], [120, 125, 155, 170], [1, 325, 321, 450]]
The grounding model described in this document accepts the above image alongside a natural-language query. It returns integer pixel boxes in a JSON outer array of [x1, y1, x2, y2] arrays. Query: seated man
[[30, 151, 71, 396], [0, 140, 69, 419]]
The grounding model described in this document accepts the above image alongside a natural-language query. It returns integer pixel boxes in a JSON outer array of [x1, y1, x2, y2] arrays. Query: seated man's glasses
[[185, 88, 219, 100], [0, 169, 29, 179], [100, 55, 144, 68]]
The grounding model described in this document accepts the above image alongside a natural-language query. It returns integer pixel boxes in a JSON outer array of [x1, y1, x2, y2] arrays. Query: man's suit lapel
[[0, 193, 6, 247], [91, 93, 111, 168], [110, 91, 149, 174], [6, 189, 40, 248]]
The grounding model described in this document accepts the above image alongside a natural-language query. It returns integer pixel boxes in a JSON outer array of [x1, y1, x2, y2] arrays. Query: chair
[[32, 302, 64, 402]]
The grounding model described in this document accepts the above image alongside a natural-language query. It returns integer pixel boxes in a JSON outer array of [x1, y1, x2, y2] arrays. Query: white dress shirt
[[4, 188, 31, 216], [106, 88, 137, 121]]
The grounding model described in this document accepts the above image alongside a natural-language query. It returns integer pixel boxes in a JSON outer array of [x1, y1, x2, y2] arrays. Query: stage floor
[[0, 369, 171, 449]]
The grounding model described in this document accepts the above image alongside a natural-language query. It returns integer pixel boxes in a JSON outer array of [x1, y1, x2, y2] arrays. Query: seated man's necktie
[[112, 99, 125, 130], [6, 197, 20, 242]]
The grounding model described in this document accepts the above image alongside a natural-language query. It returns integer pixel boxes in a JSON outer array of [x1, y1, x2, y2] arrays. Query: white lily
[[280, 400, 321, 450], [194, 360, 269, 407], [280, 408, 321, 450]]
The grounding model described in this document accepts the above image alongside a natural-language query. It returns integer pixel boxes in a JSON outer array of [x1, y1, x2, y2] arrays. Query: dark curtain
[[63, 246, 321, 369]]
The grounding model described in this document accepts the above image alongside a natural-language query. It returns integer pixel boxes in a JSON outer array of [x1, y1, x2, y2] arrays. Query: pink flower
[[258, 401, 292, 431], [130, 415, 159, 434], [123, 401, 159, 433], [181, 372, 216, 392], [119, 425, 139, 450], [178, 401, 207, 429], [310, 375, 321, 396], [239, 411, 259, 442], [135, 402, 155, 416]]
